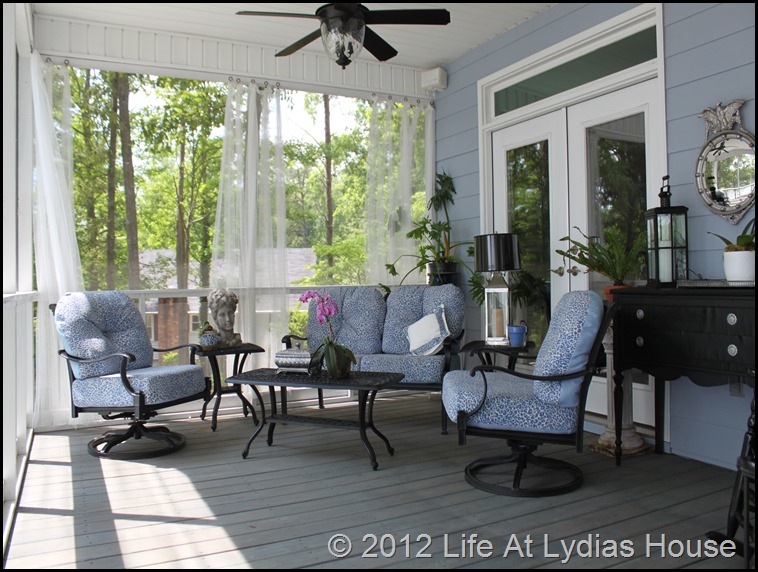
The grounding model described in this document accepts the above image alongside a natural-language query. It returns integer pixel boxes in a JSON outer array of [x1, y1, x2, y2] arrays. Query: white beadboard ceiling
[[30, 3, 556, 71]]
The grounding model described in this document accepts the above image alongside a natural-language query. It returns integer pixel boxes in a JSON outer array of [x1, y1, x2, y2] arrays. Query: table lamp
[[474, 233, 521, 344]]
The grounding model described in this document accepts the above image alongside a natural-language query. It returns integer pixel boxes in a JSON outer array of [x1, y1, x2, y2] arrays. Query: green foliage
[[161, 351, 179, 365], [287, 305, 309, 339], [385, 171, 484, 304], [708, 217, 755, 251], [555, 226, 646, 285]]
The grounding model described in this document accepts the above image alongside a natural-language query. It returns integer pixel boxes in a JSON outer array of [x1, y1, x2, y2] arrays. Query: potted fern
[[555, 225, 646, 299], [708, 217, 755, 282]]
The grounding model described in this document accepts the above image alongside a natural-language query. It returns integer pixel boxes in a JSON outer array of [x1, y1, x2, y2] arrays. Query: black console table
[[612, 286, 754, 462], [612, 286, 755, 563]]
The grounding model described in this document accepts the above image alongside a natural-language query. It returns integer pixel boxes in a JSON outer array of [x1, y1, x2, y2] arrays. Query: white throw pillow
[[407, 305, 450, 356]]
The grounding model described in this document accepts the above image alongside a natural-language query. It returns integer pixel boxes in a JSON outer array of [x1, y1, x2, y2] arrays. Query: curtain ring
[[45, 57, 52, 63]]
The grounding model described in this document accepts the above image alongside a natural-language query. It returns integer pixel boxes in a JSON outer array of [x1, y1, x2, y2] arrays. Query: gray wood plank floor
[[5, 393, 750, 569]]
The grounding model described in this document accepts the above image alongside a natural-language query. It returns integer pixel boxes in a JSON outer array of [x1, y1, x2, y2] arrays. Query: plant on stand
[[385, 171, 486, 304], [299, 290, 356, 379], [708, 217, 755, 282]]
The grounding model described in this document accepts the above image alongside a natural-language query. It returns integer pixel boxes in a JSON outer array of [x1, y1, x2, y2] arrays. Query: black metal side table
[[461, 339, 536, 369], [197, 343, 265, 431]]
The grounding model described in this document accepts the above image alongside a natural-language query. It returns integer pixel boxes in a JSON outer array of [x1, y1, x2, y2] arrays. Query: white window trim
[[477, 3, 665, 233]]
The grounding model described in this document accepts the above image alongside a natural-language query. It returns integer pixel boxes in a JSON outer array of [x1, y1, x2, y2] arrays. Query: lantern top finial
[[659, 175, 671, 208]]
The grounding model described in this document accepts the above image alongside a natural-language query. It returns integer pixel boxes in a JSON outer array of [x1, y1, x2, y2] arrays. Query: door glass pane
[[507, 141, 551, 350], [585, 113, 647, 291]]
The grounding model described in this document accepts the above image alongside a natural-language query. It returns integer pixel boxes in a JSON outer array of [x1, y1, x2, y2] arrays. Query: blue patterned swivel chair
[[442, 290, 615, 497], [54, 291, 209, 459]]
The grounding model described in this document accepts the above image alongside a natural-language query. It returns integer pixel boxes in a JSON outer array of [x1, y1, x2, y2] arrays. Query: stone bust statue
[[208, 288, 242, 347]]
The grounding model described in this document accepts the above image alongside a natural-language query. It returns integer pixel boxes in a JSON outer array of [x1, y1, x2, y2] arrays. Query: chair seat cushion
[[72, 364, 206, 409], [359, 354, 445, 385], [442, 370, 578, 434]]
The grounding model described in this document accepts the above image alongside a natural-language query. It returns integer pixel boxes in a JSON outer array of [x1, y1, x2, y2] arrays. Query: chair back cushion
[[54, 291, 154, 379], [306, 287, 386, 355], [532, 290, 604, 407], [382, 284, 465, 355]]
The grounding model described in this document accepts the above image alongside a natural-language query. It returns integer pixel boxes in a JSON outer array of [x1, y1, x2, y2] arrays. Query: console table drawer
[[615, 328, 754, 379], [613, 287, 755, 384], [617, 300, 754, 336]]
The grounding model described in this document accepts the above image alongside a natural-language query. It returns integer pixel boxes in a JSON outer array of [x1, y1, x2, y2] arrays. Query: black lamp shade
[[475, 233, 521, 273]]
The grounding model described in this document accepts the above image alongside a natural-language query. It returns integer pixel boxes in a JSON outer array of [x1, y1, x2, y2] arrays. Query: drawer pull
[[636, 336, 644, 347], [727, 344, 738, 357], [636, 309, 645, 320], [727, 313, 737, 326]]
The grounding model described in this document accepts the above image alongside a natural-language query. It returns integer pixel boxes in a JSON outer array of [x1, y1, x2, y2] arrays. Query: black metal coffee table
[[226, 369, 404, 470]]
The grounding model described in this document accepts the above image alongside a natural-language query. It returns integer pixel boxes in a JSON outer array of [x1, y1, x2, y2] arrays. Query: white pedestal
[[589, 325, 651, 458]]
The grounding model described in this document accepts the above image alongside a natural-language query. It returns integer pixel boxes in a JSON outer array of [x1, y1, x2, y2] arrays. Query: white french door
[[490, 79, 663, 425]]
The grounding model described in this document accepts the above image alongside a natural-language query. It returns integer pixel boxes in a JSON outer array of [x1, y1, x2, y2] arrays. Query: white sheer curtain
[[212, 83, 288, 365], [30, 53, 86, 429], [365, 99, 435, 285]]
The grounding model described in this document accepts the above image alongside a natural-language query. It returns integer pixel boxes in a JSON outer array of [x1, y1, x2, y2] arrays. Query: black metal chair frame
[[53, 299, 210, 460], [453, 302, 617, 497]]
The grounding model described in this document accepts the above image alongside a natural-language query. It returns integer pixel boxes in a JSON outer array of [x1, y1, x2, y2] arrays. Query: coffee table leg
[[358, 390, 380, 470], [240, 382, 271, 458], [267, 386, 278, 446], [367, 390, 394, 455]]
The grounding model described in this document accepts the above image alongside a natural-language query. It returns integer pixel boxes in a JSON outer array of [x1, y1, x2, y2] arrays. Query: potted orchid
[[299, 290, 356, 379]]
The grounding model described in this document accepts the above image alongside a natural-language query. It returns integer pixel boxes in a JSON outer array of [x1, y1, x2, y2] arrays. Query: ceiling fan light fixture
[[320, 15, 365, 69]]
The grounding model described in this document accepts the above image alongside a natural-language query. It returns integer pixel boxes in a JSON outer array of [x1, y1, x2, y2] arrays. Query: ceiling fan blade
[[236, 10, 319, 20], [364, 9, 450, 26], [275, 29, 323, 57], [362, 27, 398, 62]]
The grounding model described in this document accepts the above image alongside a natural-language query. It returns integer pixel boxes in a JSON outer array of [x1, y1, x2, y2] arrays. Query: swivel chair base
[[465, 449, 583, 497], [88, 420, 186, 460]]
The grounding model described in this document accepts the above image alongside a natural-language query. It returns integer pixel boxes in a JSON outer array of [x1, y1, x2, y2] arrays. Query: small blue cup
[[507, 324, 527, 347]]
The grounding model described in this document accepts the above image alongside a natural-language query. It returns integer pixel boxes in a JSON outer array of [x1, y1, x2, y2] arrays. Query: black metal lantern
[[644, 176, 688, 287], [474, 233, 520, 344]]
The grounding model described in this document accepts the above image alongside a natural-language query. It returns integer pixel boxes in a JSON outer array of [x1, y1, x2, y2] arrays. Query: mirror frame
[[694, 101, 755, 224]]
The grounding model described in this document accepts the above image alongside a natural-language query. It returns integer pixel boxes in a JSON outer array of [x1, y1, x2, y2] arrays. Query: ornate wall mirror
[[695, 100, 755, 224]]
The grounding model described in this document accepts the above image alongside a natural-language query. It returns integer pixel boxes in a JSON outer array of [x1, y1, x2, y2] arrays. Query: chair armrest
[[282, 334, 307, 349], [58, 349, 141, 397], [456, 363, 597, 422], [440, 329, 465, 373], [469, 363, 597, 382], [153, 343, 202, 363]]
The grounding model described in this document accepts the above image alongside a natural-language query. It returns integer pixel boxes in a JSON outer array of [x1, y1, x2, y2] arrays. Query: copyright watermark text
[[326, 532, 737, 561]]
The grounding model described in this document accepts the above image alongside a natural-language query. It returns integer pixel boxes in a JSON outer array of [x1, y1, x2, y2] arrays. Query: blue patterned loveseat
[[284, 284, 466, 415]]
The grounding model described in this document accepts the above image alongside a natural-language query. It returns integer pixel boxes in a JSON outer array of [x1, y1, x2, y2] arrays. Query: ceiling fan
[[236, 3, 451, 68]]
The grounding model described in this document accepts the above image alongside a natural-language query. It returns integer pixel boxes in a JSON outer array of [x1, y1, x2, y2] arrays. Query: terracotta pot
[[603, 283, 633, 302]]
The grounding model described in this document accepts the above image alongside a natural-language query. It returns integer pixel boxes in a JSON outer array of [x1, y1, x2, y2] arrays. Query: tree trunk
[[80, 70, 100, 291], [324, 94, 334, 274], [117, 73, 140, 289], [106, 73, 118, 289], [176, 139, 189, 290]]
